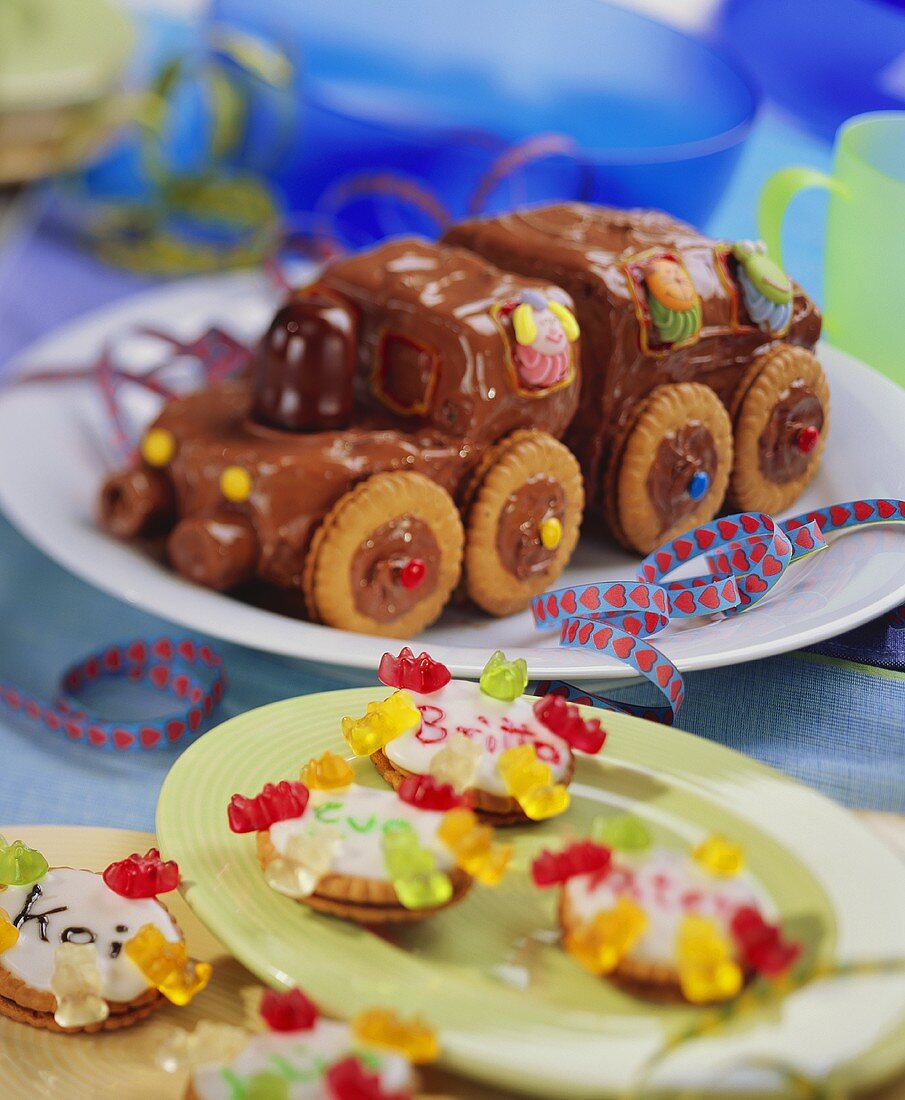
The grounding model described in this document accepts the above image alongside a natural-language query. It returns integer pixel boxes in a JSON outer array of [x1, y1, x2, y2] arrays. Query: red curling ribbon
[[533, 499, 905, 724], [0, 636, 226, 752]]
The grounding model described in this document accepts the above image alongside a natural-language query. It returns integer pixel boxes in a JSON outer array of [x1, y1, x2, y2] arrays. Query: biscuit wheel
[[303, 471, 463, 639], [464, 430, 584, 617], [609, 383, 733, 554], [728, 344, 829, 514]]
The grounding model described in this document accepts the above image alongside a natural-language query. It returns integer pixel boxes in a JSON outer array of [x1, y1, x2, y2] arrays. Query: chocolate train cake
[[99, 202, 828, 637], [444, 204, 827, 553], [99, 239, 585, 637]]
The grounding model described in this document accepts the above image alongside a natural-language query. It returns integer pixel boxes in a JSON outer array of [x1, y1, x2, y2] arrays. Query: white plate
[[1, 269, 904, 680]]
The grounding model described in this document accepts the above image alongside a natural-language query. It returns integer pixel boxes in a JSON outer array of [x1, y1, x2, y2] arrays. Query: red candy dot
[[796, 425, 819, 454], [399, 558, 427, 590], [260, 986, 319, 1032], [531, 840, 612, 887], [377, 647, 451, 694], [102, 848, 179, 898], [227, 780, 309, 833]]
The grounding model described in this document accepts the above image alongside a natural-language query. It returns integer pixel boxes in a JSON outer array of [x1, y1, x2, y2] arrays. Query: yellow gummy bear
[[125, 924, 212, 1006], [51, 943, 109, 1028], [428, 732, 482, 793], [676, 914, 743, 1004], [436, 808, 512, 886], [693, 835, 744, 877], [497, 745, 570, 820], [0, 907, 19, 953], [341, 690, 420, 756], [352, 1008, 440, 1064], [564, 897, 648, 976], [300, 751, 355, 791]]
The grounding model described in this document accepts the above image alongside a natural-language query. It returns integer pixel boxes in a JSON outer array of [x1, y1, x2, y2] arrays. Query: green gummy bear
[[0, 839, 48, 886], [382, 826, 436, 880], [394, 870, 453, 910], [479, 650, 528, 702], [243, 1071, 290, 1100], [591, 815, 652, 853]]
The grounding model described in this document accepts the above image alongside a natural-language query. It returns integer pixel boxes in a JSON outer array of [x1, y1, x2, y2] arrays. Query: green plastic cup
[[759, 111, 905, 388]]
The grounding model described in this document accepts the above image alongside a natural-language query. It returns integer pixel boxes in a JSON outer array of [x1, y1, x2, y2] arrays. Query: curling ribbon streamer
[[0, 637, 226, 753], [533, 499, 905, 725]]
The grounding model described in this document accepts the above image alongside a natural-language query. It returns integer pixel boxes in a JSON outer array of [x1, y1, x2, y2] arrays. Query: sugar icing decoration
[[732, 240, 793, 336], [102, 848, 179, 898]]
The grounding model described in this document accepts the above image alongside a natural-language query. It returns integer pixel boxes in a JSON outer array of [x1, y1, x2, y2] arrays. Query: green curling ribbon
[[648, 294, 702, 345]]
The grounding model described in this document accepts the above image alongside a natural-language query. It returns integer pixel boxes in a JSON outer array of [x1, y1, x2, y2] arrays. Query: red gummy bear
[[325, 1056, 410, 1100], [227, 781, 309, 833], [102, 848, 179, 898], [260, 986, 319, 1032], [534, 695, 607, 754], [377, 648, 451, 694], [531, 841, 612, 887], [730, 906, 801, 978], [397, 774, 464, 812]]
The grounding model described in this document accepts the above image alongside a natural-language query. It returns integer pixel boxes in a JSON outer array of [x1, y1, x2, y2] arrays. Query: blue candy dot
[[688, 470, 709, 501]]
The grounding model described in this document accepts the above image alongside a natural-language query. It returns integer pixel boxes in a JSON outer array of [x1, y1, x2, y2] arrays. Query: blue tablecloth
[[0, 105, 902, 829]]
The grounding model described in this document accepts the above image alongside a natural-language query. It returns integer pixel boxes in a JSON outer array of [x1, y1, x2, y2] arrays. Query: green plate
[[157, 689, 905, 1098]]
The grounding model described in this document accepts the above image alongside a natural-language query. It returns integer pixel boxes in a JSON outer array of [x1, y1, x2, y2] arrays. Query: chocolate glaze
[[496, 475, 564, 580], [102, 239, 580, 603], [350, 515, 440, 621], [646, 422, 717, 531], [758, 381, 824, 484], [443, 204, 822, 527]]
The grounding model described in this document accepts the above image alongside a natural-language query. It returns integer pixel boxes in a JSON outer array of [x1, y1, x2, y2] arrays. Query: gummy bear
[[300, 751, 355, 791], [0, 907, 19, 953], [531, 840, 612, 887], [397, 774, 464, 811], [693, 835, 744, 877], [378, 648, 451, 694], [341, 691, 420, 756], [244, 1072, 290, 1100], [730, 906, 801, 978], [479, 650, 528, 702], [266, 828, 342, 899], [564, 898, 647, 976], [51, 942, 110, 1028], [0, 839, 48, 886], [352, 1007, 439, 1063], [676, 914, 743, 1003], [260, 986, 319, 1032], [125, 924, 212, 1005], [436, 809, 512, 886], [381, 825, 452, 910], [497, 744, 570, 820], [157, 1021, 248, 1073], [533, 695, 607, 754], [228, 781, 309, 833], [103, 848, 180, 898], [590, 815, 651, 853], [324, 1056, 409, 1100], [428, 732, 482, 793]]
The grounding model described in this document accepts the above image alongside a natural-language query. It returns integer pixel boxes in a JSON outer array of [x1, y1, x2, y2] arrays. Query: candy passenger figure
[[508, 289, 580, 390]]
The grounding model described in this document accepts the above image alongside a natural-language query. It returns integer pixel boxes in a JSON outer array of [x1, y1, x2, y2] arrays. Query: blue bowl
[[213, 0, 758, 241]]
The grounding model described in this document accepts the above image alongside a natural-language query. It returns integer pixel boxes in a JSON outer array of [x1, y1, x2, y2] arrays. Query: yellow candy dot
[[540, 515, 563, 550], [141, 428, 176, 468], [693, 835, 744, 877], [220, 465, 253, 502]]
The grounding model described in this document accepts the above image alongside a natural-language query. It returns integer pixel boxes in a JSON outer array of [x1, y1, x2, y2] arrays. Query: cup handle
[[757, 167, 848, 267]]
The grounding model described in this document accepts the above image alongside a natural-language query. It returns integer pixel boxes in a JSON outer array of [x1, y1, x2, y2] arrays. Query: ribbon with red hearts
[[0, 637, 226, 752], [532, 498, 905, 723]]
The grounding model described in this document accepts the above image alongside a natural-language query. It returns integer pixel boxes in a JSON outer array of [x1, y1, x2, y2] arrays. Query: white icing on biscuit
[[563, 849, 766, 966], [0, 867, 180, 1001], [191, 1017, 415, 1099], [383, 679, 572, 797], [268, 785, 455, 883]]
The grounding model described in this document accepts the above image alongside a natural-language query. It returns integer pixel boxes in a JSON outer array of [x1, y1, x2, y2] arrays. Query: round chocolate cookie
[[607, 383, 733, 554], [728, 344, 829, 515]]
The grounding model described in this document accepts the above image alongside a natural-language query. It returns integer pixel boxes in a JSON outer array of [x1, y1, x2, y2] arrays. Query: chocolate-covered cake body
[[444, 204, 828, 551], [99, 238, 586, 636]]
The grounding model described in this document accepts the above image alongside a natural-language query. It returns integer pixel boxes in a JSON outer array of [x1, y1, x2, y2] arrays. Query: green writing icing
[[311, 803, 415, 837]]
